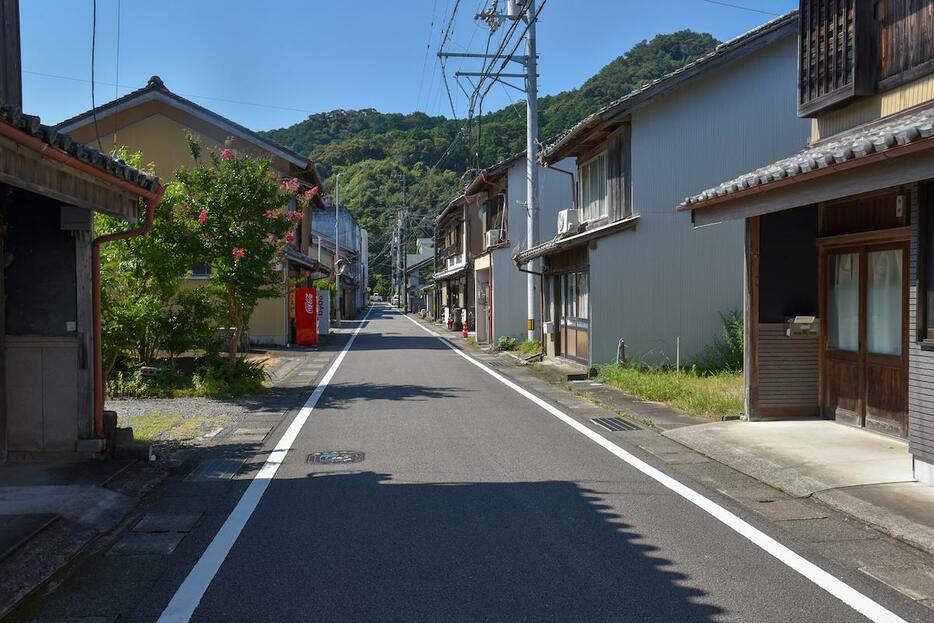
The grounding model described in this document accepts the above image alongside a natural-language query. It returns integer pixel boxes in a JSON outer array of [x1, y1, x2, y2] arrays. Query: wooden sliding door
[[822, 242, 908, 437]]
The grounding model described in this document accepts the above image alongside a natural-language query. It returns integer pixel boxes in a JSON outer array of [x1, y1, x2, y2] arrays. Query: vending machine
[[295, 288, 318, 346], [317, 289, 330, 336]]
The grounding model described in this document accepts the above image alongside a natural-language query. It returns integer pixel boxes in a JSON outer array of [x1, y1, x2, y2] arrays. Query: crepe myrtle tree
[[175, 136, 319, 373]]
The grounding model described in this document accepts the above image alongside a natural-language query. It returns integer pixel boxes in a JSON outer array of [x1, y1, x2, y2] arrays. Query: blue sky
[[20, 1, 796, 132]]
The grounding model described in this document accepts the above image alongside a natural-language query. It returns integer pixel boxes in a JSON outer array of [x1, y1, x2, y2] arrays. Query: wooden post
[[0, 0, 21, 109], [744, 216, 760, 420], [0, 189, 10, 462]]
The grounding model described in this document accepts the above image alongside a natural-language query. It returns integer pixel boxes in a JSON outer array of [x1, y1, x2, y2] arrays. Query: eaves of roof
[[1, 104, 159, 194], [514, 214, 640, 265], [406, 255, 434, 274], [680, 104, 934, 212]]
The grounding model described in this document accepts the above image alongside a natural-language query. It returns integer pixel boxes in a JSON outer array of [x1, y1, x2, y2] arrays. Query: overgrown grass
[[595, 363, 743, 419], [496, 336, 541, 355]]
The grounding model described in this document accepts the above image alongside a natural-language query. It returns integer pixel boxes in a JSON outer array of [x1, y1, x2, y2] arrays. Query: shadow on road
[[317, 382, 468, 409], [198, 470, 724, 621]]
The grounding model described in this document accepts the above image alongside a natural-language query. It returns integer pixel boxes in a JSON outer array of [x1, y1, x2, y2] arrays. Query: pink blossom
[[287, 178, 301, 192], [198, 210, 208, 223], [221, 148, 235, 160], [232, 247, 246, 259], [304, 186, 320, 199], [265, 233, 277, 245], [285, 231, 295, 243], [264, 209, 279, 218], [288, 210, 303, 222]]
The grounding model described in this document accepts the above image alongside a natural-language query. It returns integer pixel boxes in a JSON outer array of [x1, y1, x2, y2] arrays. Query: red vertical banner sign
[[295, 287, 318, 346]]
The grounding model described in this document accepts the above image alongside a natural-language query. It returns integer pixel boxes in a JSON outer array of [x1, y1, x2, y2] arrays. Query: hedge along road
[[153, 304, 921, 622]]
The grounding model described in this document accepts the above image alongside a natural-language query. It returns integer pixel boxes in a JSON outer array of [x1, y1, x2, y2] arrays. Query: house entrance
[[822, 241, 908, 437], [557, 270, 590, 363]]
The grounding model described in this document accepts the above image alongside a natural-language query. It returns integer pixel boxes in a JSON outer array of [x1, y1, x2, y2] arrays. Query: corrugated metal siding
[[908, 183, 934, 462], [589, 34, 811, 366], [758, 326, 819, 407]]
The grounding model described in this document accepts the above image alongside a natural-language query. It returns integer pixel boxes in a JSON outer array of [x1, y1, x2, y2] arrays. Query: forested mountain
[[260, 30, 719, 280]]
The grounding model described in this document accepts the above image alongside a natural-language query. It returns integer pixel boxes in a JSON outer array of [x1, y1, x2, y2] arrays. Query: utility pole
[[397, 171, 409, 313], [524, 0, 539, 342], [334, 173, 342, 328], [1, 0, 21, 110], [441, 0, 541, 341]]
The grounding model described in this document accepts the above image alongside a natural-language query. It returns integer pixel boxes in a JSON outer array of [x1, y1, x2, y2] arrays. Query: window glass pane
[[580, 155, 607, 222], [867, 249, 903, 356], [596, 155, 607, 218], [568, 273, 576, 317], [828, 253, 859, 351], [577, 271, 589, 319], [928, 203, 934, 332]]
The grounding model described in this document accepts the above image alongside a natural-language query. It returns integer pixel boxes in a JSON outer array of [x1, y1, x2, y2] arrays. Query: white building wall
[[589, 35, 811, 366], [491, 157, 575, 341]]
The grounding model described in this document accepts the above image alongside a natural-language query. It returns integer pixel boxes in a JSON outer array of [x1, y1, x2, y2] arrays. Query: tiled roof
[[1, 104, 159, 193], [681, 105, 934, 209], [542, 10, 798, 162]]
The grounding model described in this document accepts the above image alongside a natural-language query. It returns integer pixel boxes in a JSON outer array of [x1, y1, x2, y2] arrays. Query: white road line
[[157, 308, 374, 623], [401, 312, 907, 623]]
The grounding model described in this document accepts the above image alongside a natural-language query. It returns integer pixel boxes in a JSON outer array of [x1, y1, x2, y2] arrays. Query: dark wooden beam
[[0, 0, 21, 109]]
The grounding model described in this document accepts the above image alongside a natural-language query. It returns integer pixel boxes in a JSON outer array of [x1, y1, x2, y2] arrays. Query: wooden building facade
[[682, 0, 934, 485]]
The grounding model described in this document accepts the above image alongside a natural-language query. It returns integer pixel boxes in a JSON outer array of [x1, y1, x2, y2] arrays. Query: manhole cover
[[486, 360, 507, 368], [307, 450, 365, 465], [591, 417, 641, 432]]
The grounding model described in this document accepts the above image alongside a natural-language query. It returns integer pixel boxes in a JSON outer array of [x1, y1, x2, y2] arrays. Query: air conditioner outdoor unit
[[484, 229, 505, 248], [557, 209, 579, 236]]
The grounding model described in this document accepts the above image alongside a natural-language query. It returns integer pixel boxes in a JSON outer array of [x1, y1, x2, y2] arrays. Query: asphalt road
[[18, 305, 928, 622]]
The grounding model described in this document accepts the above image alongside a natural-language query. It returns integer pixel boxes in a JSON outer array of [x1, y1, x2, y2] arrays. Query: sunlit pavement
[[11, 305, 933, 623]]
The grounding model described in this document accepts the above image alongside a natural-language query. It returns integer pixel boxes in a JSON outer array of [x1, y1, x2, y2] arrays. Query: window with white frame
[[580, 153, 607, 222]]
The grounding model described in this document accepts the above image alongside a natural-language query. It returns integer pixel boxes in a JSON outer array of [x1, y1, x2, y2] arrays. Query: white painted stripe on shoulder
[[401, 312, 907, 623], [157, 307, 374, 623]]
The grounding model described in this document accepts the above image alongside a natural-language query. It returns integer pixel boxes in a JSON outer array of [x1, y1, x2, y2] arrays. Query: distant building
[[313, 203, 368, 319]]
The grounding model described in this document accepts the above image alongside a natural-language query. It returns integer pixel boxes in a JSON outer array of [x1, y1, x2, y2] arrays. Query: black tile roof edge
[[681, 104, 934, 208], [53, 76, 314, 171], [542, 10, 799, 162], [0, 103, 159, 193]]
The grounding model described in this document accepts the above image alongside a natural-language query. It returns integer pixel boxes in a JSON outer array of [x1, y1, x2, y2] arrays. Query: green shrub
[[106, 354, 268, 399], [192, 353, 269, 397], [159, 288, 218, 358], [497, 335, 519, 351], [519, 339, 542, 355], [465, 336, 477, 346], [702, 310, 744, 372]]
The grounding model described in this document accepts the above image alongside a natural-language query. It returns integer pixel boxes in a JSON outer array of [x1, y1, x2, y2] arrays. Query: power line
[[699, 0, 780, 16], [23, 70, 322, 115], [415, 0, 440, 112]]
